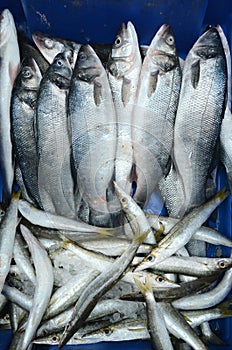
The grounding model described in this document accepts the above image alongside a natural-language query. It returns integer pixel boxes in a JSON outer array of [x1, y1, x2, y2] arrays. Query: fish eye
[[115, 36, 122, 47], [55, 59, 64, 67], [157, 276, 164, 283], [147, 255, 154, 262], [79, 52, 87, 61], [104, 327, 113, 336], [51, 335, 59, 343], [0, 210, 5, 217], [121, 197, 127, 203], [166, 35, 174, 45], [45, 38, 54, 49], [22, 68, 32, 79], [58, 265, 64, 269], [218, 260, 226, 269]]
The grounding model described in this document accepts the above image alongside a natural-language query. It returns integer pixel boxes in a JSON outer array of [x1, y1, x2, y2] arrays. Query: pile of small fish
[[1, 7, 232, 350]]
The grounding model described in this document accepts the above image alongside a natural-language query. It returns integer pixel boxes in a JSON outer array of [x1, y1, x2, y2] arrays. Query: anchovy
[[0, 9, 20, 199]]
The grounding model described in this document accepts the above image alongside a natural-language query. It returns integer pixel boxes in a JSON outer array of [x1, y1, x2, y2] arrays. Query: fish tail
[[133, 274, 152, 295], [12, 189, 21, 199], [217, 296, 232, 316], [214, 186, 230, 202]]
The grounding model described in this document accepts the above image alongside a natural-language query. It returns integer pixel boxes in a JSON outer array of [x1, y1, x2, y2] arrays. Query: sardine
[[132, 24, 181, 206], [11, 57, 42, 207], [0, 9, 20, 199], [69, 44, 117, 226], [36, 50, 76, 218]]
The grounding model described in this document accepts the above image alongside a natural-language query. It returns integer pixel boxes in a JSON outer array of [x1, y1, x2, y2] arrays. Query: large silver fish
[[132, 24, 181, 207], [69, 44, 117, 226], [0, 9, 20, 200], [173, 27, 227, 216], [11, 57, 42, 207], [107, 21, 142, 196], [36, 50, 76, 218]]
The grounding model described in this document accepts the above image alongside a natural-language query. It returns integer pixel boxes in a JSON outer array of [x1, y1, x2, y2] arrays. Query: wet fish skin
[[0, 191, 20, 293], [107, 21, 142, 196], [134, 275, 174, 350], [19, 224, 54, 350], [173, 27, 227, 215], [36, 50, 77, 218], [132, 24, 181, 207], [59, 183, 150, 347], [69, 44, 117, 226], [0, 9, 20, 200], [32, 31, 81, 67], [11, 57, 43, 207], [135, 188, 228, 270], [158, 302, 208, 350]]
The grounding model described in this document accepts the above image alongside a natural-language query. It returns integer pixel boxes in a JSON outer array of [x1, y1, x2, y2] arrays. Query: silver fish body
[[36, 50, 76, 217], [11, 57, 42, 207], [69, 44, 117, 226], [107, 21, 142, 195], [0, 9, 20, 199], [173, 27, 227, 216], [132, 24, 181, 206]]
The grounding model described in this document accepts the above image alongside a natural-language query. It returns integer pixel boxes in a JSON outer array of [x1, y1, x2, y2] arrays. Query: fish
[[68, 44, 117, 226], [0, 191, 20, 293], [36, 49, 76, 218], [59, 182, 150, 347], [132, 24, 181, 207], [134, 275, 174, 349], [158, 302, 208, 350], [107, 21, 142, 196], [0, 9, 20, 200], [135, 188, 229, 271], [11, 57, 43, 207], [173, 26, 227, 216], [135, 188, 228, 270], [18, 199, 113, 235], [32, 31, 81, 66], [19, 224, 54, 350]]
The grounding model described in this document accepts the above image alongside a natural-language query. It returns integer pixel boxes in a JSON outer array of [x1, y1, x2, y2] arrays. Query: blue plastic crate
[[0, 1, 232, 349]]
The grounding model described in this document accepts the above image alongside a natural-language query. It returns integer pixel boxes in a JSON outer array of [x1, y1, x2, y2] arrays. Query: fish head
[[74, 44, 102, 83], [32, 32, 65, 64], [134, 250, 157, 272], [147, 24, 179, 73], [217, 258, 232, 271], [49, 50, 73, 88], [18, 57, 42, 91], [108, 21, 139, 78], [113, 181, 131, 210], [193, 27, 224, 60], [82, 325, 115, 340]]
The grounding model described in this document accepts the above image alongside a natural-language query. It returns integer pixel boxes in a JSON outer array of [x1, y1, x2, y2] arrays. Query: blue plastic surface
[[0, 1, 232, 349]]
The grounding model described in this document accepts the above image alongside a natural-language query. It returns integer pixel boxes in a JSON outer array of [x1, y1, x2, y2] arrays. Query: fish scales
[[36, 50, 76, 217], [173, 27, 227, 215], [11, 58, 42, 207], [69, 44, 117, 226], [132, 24, 181, 207]]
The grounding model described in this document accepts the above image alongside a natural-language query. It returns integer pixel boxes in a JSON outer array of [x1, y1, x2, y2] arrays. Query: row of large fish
[[0, 7, 232, 350]]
